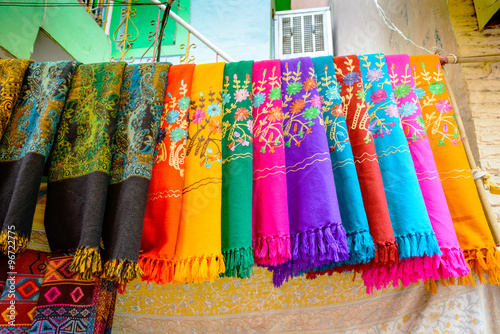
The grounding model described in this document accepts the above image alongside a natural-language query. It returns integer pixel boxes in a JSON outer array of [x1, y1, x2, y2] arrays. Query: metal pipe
[[150, 0, 235, 62], [104, 0, 114, 36]]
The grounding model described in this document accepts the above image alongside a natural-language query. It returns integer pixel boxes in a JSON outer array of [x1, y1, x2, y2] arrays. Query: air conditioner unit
[[274, 7, 333, 59]]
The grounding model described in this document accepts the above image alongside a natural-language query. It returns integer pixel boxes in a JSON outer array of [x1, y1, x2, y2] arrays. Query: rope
[[473, 168, 500, 195]]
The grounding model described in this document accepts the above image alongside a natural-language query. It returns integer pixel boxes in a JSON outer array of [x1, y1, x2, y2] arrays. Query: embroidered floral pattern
[[186, 89, 223, 168], [154, 79, 190, 176], [335, 57, 371, 144], [318, 64, 350, 153], [252, 66, 284, 153], [387, 62, 427, 144], [49, 62, 126, 182], [222, 73, 253, 153], [281, 61, 321, 147], [0, 61, 76, 162], [359, 55, 396, 139], [412, 62, 460, 146], [110, 63, 169, 184]]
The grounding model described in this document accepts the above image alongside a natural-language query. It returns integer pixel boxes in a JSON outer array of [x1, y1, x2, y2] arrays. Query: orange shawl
[[140, 64, 195, 284], [410, 55, 500, 285]]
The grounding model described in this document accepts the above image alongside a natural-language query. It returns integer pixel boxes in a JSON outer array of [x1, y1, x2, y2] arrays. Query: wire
[[155, 0, 173, 62], [0, 1, 169, 6], [372, 0, 435, 54]]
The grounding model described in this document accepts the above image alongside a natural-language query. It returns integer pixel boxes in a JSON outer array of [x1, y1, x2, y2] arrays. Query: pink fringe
[[253, 234, 291, 266], [362, 247, 470, 294]]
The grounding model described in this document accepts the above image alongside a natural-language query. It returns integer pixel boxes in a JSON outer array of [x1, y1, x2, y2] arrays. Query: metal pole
[[150, 0, 235, 62], [104, 0, 114, 36]]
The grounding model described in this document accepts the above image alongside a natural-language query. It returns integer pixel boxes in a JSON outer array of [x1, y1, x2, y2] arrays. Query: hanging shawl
[[0, 61, 78, 254], [268, 57, 348, 287], [357, 54, 441, 292], [173, 62, 226, 284], [0, 250, 48, 333], [102, 63, 169, 283], [29, 254, 118, 334], [0, 59, 32, 138], [140, 64, 194, 284], [252, 60, 291, 266], [383, 54, 469, 291], [45, 62, 126, 278], [331, 55, 398, 268], [309, 56, 375, 274], [410, 55, 500, 285], [221, 61, 254, 278]]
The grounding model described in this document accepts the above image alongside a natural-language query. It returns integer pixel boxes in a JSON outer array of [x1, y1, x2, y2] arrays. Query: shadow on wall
[[31, 30, 76, 63]]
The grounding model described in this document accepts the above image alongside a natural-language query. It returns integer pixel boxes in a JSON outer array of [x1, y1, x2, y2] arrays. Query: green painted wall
[[275, 0, 291, 11], [109, 0, 190, 59], [0, 0, 111, 63]]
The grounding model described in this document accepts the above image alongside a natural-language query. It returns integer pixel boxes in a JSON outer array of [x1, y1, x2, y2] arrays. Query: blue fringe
[[395, 231, 442, 259]]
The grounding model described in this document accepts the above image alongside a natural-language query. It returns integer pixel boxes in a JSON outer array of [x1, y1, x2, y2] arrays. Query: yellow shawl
[[173, 62, 226, 283]]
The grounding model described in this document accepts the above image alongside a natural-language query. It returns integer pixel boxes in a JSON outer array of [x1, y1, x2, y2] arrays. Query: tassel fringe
[[305, 230, 376, 278], [306, 240, 399, 280], [68, 247, 102, 280], [461, 246, 500, 286], [372, 241, 399, 266], [172, 254, 226, 284], [253, 234, 291, 266], [139, 256, 175, 284], [269, 223, 349, 287], [0, 230, 29, 255], [102, 259, 144, 284], [222, 247, 254, 279], [395, 231, 441, 260], [362, 247, 471, 294]]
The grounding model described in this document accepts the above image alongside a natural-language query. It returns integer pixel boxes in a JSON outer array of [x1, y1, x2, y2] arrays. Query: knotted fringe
[[253, 234, 291, 266], [306, 240, 399, 280], [269, 223, 349, 287], [172, 254, 226, 284], [139, 256, 174, 284], [102, 259, 144, 284], [372, 241, 399, 266], [68, 247, 102, 280], [0, 230, 29, 254], [360, 231, 441, 294], [395, 231, 441, 260], [305, 230, 375, 279], [362, 247, 470, 294], [459, 247, 500, 287], [222, 247, 254, 279]]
